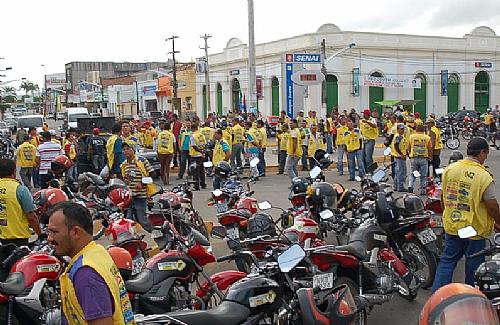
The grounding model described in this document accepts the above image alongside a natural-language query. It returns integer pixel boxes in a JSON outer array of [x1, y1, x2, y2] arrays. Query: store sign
[[285, 63, 294, 117], [291, 69, 324, 86], [286, 53, 322, 64], [361, 76, 421, 89], [475, 62, 492, 68], [229, 69, 240, 76], [142, 85, 157, 96]]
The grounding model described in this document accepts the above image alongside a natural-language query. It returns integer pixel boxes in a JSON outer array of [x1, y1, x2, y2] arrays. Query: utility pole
[[200, 34, 212, 115], [247, 0, 257, 112], [166, 36, 180, 117], [321, 39, 327, 115]]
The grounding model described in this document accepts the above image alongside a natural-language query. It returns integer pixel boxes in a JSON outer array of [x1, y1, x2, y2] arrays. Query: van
[[11, 106, 27, 117], [17, 115, 44, 133], [66, 107, 90, 129]]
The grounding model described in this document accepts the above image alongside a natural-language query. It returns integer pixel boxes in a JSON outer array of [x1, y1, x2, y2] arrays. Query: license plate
[[151, 229, 163, 239], [227, 227, 240, 240], [132, 256, 145, 275], [216, 202, 229, 214], [417, 228, 437, 245], [313, 273, 334, 290], [431, 215, 443, 227]]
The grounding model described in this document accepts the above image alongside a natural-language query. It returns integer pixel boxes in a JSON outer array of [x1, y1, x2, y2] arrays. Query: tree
[[19, 80, 38, 97], [1, 86, 16, 96]]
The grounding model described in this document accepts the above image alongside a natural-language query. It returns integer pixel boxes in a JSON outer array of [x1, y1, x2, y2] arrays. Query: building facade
[[197, 24, 500, 118]]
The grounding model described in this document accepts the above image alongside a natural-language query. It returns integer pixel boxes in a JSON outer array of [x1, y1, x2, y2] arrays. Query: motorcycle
[[0, 137, 15, 159], [78, 171, 128, 202], [438, 119, 460, 150]]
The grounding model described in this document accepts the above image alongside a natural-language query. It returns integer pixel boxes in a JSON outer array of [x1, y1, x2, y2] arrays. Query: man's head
[[23, 134, 30, 142], [47, 201, 93, 257], [257, 120, 264, 128], [28, 127, 36, 136], [339, 116, 346, 125], [41, 132, 51, 142], [310, 125, 317, 134], [191, 122, 199, 131], [121, 121, 131, 136], [301, 120, 307, 129], [347, 121, 354, 130], [184, 119, 192, 130], [396, 115, 405, 123], [363, 109, 371, 118], [298, 110, 304, 117], [416, 125, 425, 133], [164, 121, 171, 130], [290, 119, 298, 129], [282, 124, 289, 132], [112, 123, 122, 135], [245, 121, 253, 130], [214, 129, 223, 140], [467, 137, 489, 164], [122, 142, 135, 160], [426, 118, 435, 127], [0, 159, 16, 178], [397, 124, 405, 135]]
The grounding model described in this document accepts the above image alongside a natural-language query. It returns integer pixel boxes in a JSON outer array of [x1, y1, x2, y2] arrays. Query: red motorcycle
[[0, 242, 63, 324]]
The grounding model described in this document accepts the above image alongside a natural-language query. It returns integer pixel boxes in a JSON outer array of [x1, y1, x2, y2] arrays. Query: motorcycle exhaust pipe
[[355, 294, 392, 309]]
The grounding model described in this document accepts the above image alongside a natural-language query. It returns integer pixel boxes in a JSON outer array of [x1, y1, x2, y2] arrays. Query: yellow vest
[[386, 121, 394, 135], [200, 127, 215, 142], [232, 125, 245, 145], [345, 129, 362, 152], [189, 131, 207, 157], [325, 117, 334, 133], [442, 159, 494, 238], [391, 134, 408, 157], [430, 126, 443, 150], [212, 140, 230, 166], [0, 178, 30, 239], [305, 117, 317, 128], [258, 127, 267, 148], [287, 129, 303, 156], [68, 143, 77, 160], [123, 135, 139, 149], [409, 133, 430, 158], [157, 130, 175, 155], [336, 125, 348, 146], [308, 134, 325, 157], [279, 132, 290, 151], [51, 138, 61, 146], [106, 135, 119, 169], [484, 114, 493, 125], [29, 135, 40, 147], [360, 118, 379, 140], [415, 118, 423, 126], [16, 142, 37, 168], [222, 129, 232, 147], [144, 128, 155, 148], [246, 128, 262, 150], [60, 241, 135, 325]]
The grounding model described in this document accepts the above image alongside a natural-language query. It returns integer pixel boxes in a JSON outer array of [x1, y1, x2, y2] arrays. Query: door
[[413, 73, 427, 118], [474, 71, 489, 113], [217, 83, 223, 116], [447, 74, 459, 113], [271, 77, 280, 116], [326, 74, 338, 114], [231, 78, 241, 112], [369, 72, 384, 115]]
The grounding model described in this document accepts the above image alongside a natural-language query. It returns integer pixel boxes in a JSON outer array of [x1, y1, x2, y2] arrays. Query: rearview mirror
[[203, 161, 213, 168], [258, 201, 272, 210], [494, 233, 500, 246], [435, 168, 444, 175], [278, 244, 306, 273], [211, 226, 227, 239], [372, 170, 386, 183], [355, 176, 362, 182], [249, 157, 260, 168], [212, 189, 223, 197], [458, 226, 477, 239], [129, 171, 137, 178], [412, 171, 421, 178], [319, 209, 334, 220], [309, 166, 321, 179], [141, 177, 153, 185], [383, 147, 392, 156], [324, 153, 330, 159]]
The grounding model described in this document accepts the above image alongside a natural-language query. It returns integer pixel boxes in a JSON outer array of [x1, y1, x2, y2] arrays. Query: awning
[[398, 100, 421, 106], [374, 99, 421, 106]]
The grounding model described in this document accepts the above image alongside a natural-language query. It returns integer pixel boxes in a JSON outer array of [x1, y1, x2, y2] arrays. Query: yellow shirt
[[305, 116, 317, 128], [157, 130, 175, 155], [391, 133, 408, 158], [200, 126, 215, 142], [360, 118, 379, 140], [222, 129, 232, 147], [246, 127, 262, 150], [484, 114, 493, 125], [287, 128, 303, 156], [212, 140, 230, 166], [429, 126, 443, 150], [189, 130, 207, 157], [232, 124, 245, 145], [409, 133, 431, 158], [278, 132, 290, 151], [16, 142, 37, 168], [442, 159, 494, 238], [0, 178, 30, 239], [258, 127, 267, 148], [336, 125, 348, 146], [344, 129, 362, 152]]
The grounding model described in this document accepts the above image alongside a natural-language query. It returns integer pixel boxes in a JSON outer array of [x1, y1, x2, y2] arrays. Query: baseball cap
[[49, 130, 56, 136], [397, 124, 405, 130], [93, 128, 100, 135], [363, 108, 371, 115]]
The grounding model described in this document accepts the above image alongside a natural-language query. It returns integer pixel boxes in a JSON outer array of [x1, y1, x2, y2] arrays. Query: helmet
[[33, 188, 69, 224], [393, 193, 425, 217], [92, 128, 100, 135], [290, 176, 310, 195], [108, 246, 133, 281], [247, 213, 277, 238], [306, 182, 337, 210], [449, 150, 464, 164], [158, 192, 181, 210], [419, 283, 499, 325], [51, 155, 72, 175], [297, 284, 357, 325], [475, 258, 500, 299], [214, 161, 231, 178], [108, 188, 132, 210]]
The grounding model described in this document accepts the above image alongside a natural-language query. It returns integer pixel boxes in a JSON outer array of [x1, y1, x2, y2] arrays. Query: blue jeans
[[231, 144, 243, 168], [347, 150, 364, 180], [248, 151, 260, 178], [363, 139, 375, 170], [394, 157, 407, 191], [337, 145, 346, 175], [127, 197, 153, 232], [301, 145, 308, 170], [33, 167, 40, 188], [409, 157, 428, 194], [285, 156, 300, 179], [325, 134, 334, 154], [257, 148, 265, 175], [432, 234, 486, 292]]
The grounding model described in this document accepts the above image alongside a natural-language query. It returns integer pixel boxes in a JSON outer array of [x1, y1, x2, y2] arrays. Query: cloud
[[428, 0, 500, 29]]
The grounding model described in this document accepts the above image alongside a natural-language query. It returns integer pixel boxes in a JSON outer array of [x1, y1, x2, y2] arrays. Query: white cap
[[49, 130, 56, 136]]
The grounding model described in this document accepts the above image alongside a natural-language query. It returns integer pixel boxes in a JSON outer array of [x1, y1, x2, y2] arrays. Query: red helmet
[[107, 246, 132, 280], [33, 188, 69, 224], [51, 155, 72, 174], [92, 128, 100, 135], [158, 192, 181, 210], [108, 188, 132, 210]]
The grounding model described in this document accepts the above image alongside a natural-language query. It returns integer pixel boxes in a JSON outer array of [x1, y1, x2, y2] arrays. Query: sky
[[1, 0, 499, 90]]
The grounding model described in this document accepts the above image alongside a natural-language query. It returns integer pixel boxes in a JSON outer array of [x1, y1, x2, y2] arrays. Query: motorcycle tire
[[401, 239, 437, 289], [462, 130, 472, 140], [445, 137, 460, 150], [0, 305, 20, 325], [334, 277, 367, 325]]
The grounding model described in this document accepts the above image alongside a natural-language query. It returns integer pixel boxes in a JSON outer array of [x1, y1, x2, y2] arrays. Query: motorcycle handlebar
[[1, 246, 30, 269], [468, 246, 497, 258], [217, 254, 236, 262]]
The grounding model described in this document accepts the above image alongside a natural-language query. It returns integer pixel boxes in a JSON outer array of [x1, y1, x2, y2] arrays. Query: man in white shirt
[[36, 132, 63, 189]]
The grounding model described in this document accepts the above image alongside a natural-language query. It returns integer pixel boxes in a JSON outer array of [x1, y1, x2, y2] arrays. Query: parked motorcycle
[[78, 171, 127, 202], [0, 137, 15, 159]]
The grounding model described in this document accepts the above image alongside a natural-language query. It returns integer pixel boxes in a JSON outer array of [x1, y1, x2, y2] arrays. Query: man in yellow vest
[[28, 127, 41, 188], [106, 124, 125, 178], [360, 108, 379, 170], [231, 117, 245, 168], [325, 112, 335, 154], [16, 135, 37, 189], [432, 137, 500, 292], [285, 119, 302, 179], [189, 123, 208, 190], [212, 129, 231, 189], [277, 124, 289, 175], [344, 121, 364, 181], [408, 125, 432, 195], [256, 120, 267, 177], [245, 121, 262, 179], [156, 121, 175, 185], [64, 132, 78, 181], [0, 158, 42, 246], [307, 125, 325, 169], [335, 116, 348, 176], [426, 118, 443, 177], [47, 201, 135, 324], [391, 124, 408, 192]]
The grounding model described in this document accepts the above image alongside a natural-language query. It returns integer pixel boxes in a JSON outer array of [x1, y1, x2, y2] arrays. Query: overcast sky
[[1, 0, 499, 89]]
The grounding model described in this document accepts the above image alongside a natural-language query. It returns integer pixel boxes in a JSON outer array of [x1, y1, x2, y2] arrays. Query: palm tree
[[1, 86, 16, 96], [19, 80, 36, 97]]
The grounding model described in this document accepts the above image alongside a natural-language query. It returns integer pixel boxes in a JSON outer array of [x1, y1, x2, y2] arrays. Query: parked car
[[56, 112, 66, 120], [448, 110, 478, 121]]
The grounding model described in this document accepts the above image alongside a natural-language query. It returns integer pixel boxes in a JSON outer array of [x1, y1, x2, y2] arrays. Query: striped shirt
[[122, 158, 154, 198], [36, 142, 63, 174]]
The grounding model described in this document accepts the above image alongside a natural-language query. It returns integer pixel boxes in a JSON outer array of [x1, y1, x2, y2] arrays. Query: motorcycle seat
[[0, 272, 25, 295], [86, 173, 106, 186], [168, 300, 250, 325], [219, 209, 252, 219], [335, 240, 367, 260], [125, 269, 154, 294]]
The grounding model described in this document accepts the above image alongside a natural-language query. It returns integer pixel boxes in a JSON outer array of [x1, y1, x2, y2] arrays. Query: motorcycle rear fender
[[14, 278, 46, 313], [196, 270, 246, 299]]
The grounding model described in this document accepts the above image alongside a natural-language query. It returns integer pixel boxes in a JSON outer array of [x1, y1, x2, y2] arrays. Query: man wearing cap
[[231, 117, 245, 168], [50, 130, 61, 145], [391, 124, 408, 192], [432, 137, 500, 292], [360, 109, 379, 170], [296, 110, 305, 125], [344, 121, 364, 181], [408, 124, 432, 195], [426, 118, 442, 177], [87, 128, 106, 174]]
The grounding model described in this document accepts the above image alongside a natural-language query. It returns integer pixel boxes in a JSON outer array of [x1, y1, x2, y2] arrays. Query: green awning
[[374, 100, 401, 106]]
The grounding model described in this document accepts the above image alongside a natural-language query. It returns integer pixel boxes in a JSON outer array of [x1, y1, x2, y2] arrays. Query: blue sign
[[292, 53, 322, 64], [286, 63, 294, 117], [142, 85, 157, 96], [441, 70, 448, 96]]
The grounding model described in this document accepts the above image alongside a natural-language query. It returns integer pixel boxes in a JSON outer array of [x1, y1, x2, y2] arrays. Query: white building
[[197, 24, 500, 118]]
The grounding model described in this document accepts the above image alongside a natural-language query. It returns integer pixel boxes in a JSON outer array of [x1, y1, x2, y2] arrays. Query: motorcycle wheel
[[401, 239, 437, 289], [334, 277, 367, 325], [462, 130, 472, 140], [445, 137, 460, 150]]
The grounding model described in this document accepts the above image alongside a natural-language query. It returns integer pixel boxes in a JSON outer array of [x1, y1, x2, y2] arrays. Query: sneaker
[[407, 187, 414, 193]]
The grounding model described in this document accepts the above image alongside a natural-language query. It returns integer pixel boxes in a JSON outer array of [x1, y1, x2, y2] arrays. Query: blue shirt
[[182, 132, 191, 151], [221, 141, 230, 152], [16, 185, 36, 212], [246, 133, 259, 154], [113, 138, 125, 172]]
